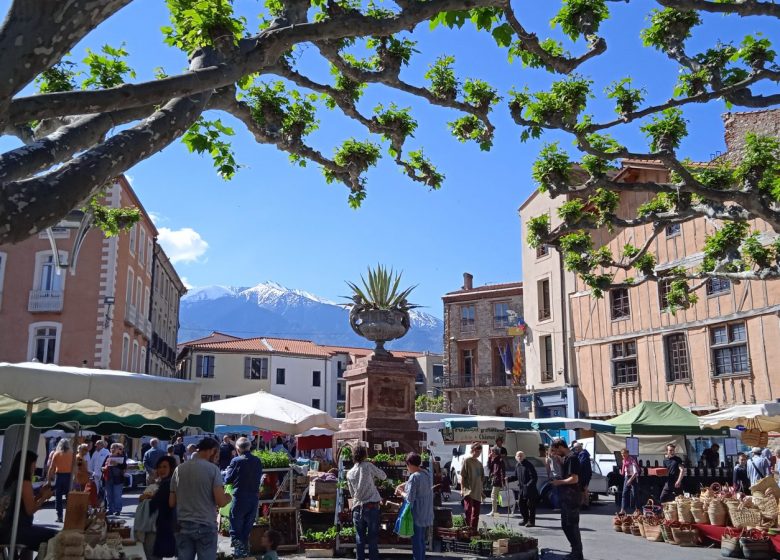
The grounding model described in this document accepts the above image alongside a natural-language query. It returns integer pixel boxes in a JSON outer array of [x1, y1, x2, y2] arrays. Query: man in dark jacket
[[573, 442, 592, 508], [225, 437, 263, 558], [508, 451, 538, 527]]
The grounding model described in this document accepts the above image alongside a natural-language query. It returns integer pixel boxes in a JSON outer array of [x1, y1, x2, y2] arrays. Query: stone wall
[[722, 109, 780, 162], [445, 387, 523, 416]]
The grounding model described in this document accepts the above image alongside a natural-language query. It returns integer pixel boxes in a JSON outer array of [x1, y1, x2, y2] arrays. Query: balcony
[[538, 306, 551, 321], [124, 304, 152, 339], [443, 373, 522, 389], [28, 290, 64, 312], [124, 304, 138, 326]]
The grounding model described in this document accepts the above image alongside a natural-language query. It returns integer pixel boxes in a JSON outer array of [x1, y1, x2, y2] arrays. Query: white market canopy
[[201, 391, 340, 435], [699, 402, 780, 432], [442, 415, 615, 433]]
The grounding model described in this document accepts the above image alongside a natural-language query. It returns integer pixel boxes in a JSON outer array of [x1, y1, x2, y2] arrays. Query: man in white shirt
[[748, 447, 771, 485], [89, 440, 110, 499], [347, 446, 386, 560]]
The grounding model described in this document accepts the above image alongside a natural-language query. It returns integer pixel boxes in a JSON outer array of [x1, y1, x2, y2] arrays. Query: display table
[[693, 523, 780, 553]]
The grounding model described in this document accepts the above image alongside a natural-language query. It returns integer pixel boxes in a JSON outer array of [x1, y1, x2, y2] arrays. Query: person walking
[[170, 437, 232, 560], [748, 446, 771, 485], [167, 445, 181, 466], [47, 438, 73, 522], [572, 442, 592, 508], [487, 446, 505, 517], [89, 440, 110, 505], [173, 436, 186, 463], [701, 443, 720, 469], [733, 453, 751, 494], [508, 451, 538, 527], [659, 443, 684, 503], [0, 451, 57, 558], [396, 452, 433, 560], [143, 438, 167, 485], [74, 444, 91, 491], [103, 443, 128, 515], [225, 437, 263, 557], [346, 446, 386, 560], [550, 438, 583, 560], [545, 445, 563, 510], [219, 435, 237, 471], [460, 443, 484, 530], [140, 455, 178, 560], [618, 448, 639, 514]]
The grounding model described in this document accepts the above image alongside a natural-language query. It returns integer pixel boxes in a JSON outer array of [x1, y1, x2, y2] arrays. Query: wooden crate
[[269, 506, 298, 548]]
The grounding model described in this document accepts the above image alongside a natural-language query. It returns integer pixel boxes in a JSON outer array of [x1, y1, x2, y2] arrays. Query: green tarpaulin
[[607, 401, 728, 436]]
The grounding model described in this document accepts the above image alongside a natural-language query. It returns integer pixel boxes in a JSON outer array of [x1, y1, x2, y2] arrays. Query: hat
[[196, 437, 219, 452], [752, 446, 762, 454]]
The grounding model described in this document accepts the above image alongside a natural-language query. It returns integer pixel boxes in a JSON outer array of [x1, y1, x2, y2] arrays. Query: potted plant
[[301, 527, 338, 557], [345, 265, 419, 355], [372, 453, 391, 467]]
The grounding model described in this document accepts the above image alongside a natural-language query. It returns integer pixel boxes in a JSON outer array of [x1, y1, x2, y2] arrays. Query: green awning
[[608, 401, 728, 436], [0, 409, 214, 438]]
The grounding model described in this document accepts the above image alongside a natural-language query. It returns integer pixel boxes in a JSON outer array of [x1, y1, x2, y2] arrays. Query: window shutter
[[244, 357, 251, 379], [261, 359, 268, 379], [208, 356, 215, 377], [195, 355, 203, 377]]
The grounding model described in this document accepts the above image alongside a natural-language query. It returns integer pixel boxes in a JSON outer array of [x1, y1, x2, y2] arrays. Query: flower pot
[[349, 309, 409, 354]]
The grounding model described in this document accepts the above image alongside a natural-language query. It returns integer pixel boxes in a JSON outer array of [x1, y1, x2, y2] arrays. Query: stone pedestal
[[333, 353, 424, 454]]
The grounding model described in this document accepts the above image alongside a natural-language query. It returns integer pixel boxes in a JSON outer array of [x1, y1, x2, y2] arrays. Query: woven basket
[[622, 520, 633, 534], [721, 530, 743, 558], [740, 537, 772, 560], [709, 499, 729, 526], [663, 502, 679, 522], [750, 477, 780, 500], [660, 524, 676, 544], [732, 504, 763, 530], [671, 525, 698, 547], [631, 525, 642, 537], [691, 500, 708, 523], [750, 495, 778, 526], [644, 523, 663, 542], [613, 514, 625, 532], [677, 499, 695, 524]]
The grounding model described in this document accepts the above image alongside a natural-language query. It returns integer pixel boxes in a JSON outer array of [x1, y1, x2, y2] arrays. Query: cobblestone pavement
[[31, 490, 724, 559]]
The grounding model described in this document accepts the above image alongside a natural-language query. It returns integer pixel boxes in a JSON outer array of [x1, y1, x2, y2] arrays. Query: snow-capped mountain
[[179, 282, 443, 352]]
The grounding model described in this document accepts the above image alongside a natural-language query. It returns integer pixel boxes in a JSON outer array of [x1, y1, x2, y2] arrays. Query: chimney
[[463, 272, 473, 291]]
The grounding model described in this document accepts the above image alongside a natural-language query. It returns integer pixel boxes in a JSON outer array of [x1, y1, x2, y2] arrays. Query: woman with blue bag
[[396, 453, 434, 560]]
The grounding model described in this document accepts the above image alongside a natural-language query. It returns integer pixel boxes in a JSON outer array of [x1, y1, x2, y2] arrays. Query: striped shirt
[[405, 469, 434, 528]]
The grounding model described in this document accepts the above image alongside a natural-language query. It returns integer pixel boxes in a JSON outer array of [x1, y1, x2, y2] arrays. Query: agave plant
[[345, 265, 419, 311]]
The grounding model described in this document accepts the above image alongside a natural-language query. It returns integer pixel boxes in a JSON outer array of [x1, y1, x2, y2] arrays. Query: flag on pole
[[512, 339, 523, 385], [499, 343, 514, 375]]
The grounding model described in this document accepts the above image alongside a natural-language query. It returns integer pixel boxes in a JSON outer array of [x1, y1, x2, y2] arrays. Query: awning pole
[[9, 401, 34, 555]]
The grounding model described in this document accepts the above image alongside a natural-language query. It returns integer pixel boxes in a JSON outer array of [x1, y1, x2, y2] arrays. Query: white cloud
[[157, 227, 209, 264], [148, 211, 166, 225], [125, 174, 135, 186], [180, 276, 194, 290]]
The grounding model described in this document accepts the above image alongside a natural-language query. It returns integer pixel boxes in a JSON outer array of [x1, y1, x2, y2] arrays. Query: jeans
[[621, 479, 636, 512], [229, 494, 259, 551], [560, 504, 582, 559], [54, 473, 71, 519], [463, 497, 481, 529], [353, 505, 380, 560], [105, 481, 123, 514], [411, 525, 427, 560], [176, 520, 219, 560]]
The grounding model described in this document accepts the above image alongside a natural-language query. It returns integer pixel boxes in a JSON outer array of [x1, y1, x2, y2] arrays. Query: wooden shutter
[[195, 355, 203, 377], [244, 357, 251, 379], [207, 356, 214, 377]]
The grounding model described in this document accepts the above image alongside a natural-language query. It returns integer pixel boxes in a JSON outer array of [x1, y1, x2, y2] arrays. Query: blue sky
[[3, 1, 777, 318]]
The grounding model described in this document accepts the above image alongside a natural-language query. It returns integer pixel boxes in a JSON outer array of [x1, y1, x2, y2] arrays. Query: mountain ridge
[[178, 281, 443, 352]]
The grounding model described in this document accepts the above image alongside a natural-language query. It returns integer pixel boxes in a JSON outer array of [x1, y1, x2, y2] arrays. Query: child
[[262, 529, 282, 560]]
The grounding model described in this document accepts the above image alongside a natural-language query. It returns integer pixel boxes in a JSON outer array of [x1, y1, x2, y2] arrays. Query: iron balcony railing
[[443, 373, 522, 389], [28, 290, 64, 312]]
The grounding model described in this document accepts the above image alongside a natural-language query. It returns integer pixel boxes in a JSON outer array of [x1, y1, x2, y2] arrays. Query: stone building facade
[[148, 244, 186, 376], [442, 274, 526, 416]]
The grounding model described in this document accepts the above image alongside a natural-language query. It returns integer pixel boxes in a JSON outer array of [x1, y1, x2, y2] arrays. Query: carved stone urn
[[349, 308, 410, 355]]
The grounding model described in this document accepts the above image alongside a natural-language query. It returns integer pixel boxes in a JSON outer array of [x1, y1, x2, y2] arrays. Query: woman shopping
[[74, 444, 91, 491], [396, 453, 433, 560], [618, 448, 640, 514], [0, 451, 57, 558], [102, 443, 128, 515], [487, 446, 506, 516], [139, 456, 177, 560], [47, 439, 73, 522]]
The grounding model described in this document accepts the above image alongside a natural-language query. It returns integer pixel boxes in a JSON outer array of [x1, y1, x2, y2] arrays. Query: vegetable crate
[[441, 538, 494, 557]]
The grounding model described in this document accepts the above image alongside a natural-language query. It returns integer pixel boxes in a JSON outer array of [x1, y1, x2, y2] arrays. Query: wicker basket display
[[708, 498, 729, 526]]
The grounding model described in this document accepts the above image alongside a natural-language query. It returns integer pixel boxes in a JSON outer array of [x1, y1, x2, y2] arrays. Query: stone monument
[[333, 268, 425, 454]]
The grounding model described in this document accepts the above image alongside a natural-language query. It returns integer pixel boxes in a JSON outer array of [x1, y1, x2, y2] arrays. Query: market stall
[[0, 361, 207, 558]]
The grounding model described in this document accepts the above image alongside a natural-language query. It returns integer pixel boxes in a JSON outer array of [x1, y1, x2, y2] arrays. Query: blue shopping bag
[[394, 500, 414, 537]]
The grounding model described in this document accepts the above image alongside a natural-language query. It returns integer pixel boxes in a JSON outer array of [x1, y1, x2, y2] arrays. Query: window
[[131, 341, 139, 372], [136, 277, 143, 312], [658, 279, 673, 311], [276, 368, 286, 385], [126, 268, 134, 307], [139, 228, 146, 267], [196, 355, 215, 378], [147, 239, 153, 270], [666, 223, 681, 237], [460, 305, 475, 332], [144, 287, 150, 317], [493, 302, 510, 328], [540, 335, 554, 382], [311, 399, 321, 410], [0, 252, 6, 309], [35, 253, 64, 292], [432, 364, 444, 384], [312, 371, 321, 387], [536, 244, 549, 258], [665, 333, 690, 382], [245, 357, 269, 380], [139, 348, 147, 373], [129, 224, 136, 255], [461, 349, 474, 385], [707, 277, 731, 296], [538, 279, 551, 320], [225, 395, 237, 399], [611, 340, 638, 386], [29, 323, 60, 363], [710, 322, 750, 376], [201, 394, 220, 403], [121, 334, 130, 371], [610, 288, 630, 320]]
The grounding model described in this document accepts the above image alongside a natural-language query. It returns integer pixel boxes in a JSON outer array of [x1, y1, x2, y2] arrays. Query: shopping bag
[[498, 489, 515, 509], [394, 500, 414, 537], [220, 484, 234, 517]]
